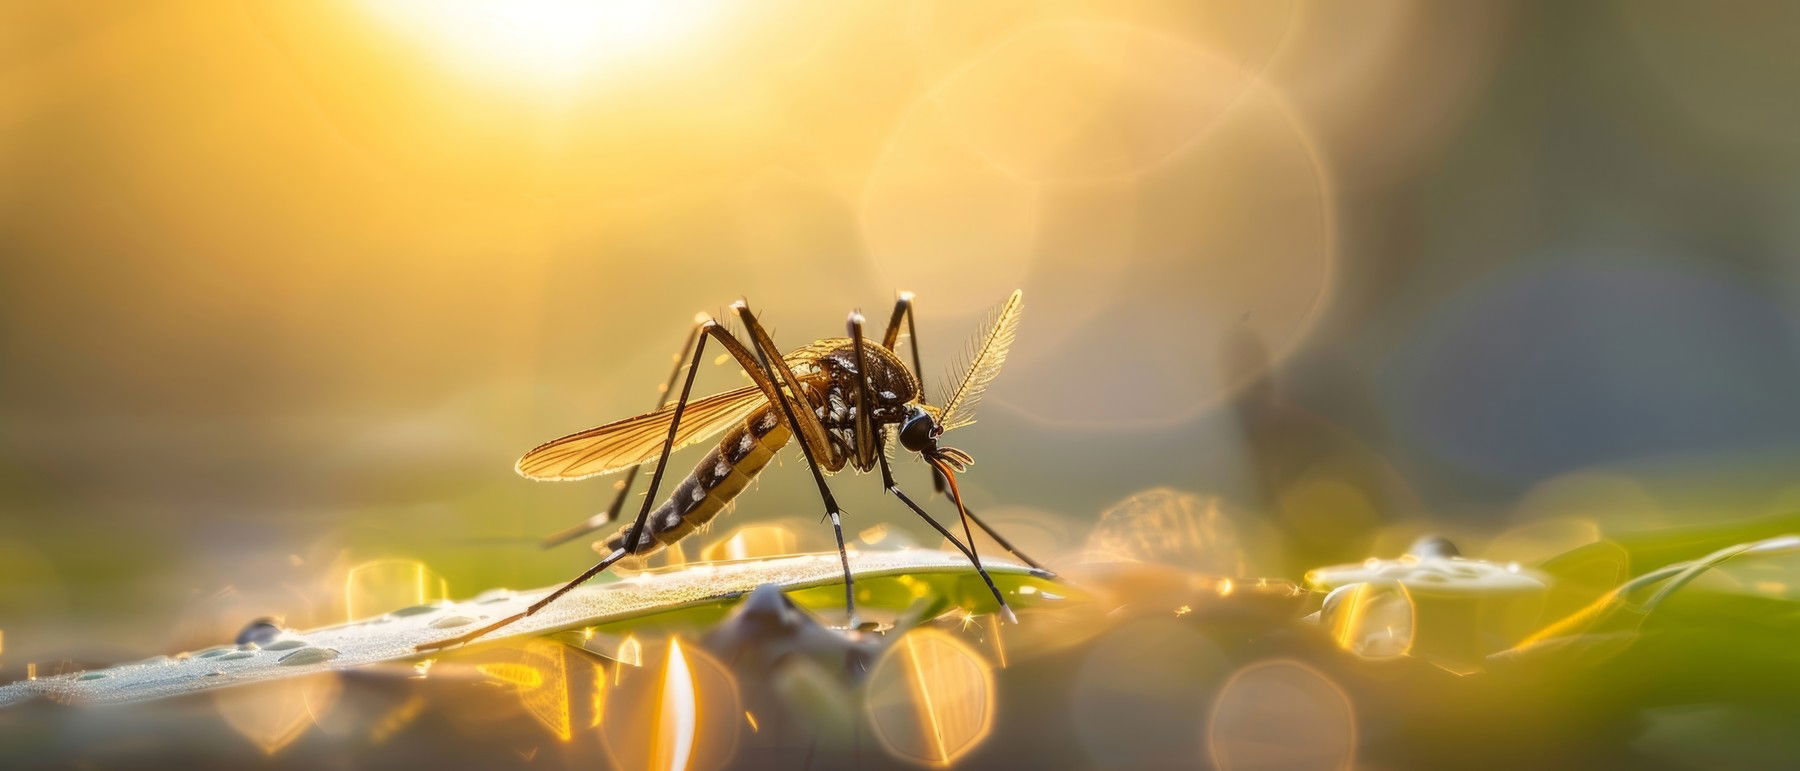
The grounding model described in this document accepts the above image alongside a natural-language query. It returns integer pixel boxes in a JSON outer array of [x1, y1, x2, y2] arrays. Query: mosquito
[[418, 290, 1042, 651]]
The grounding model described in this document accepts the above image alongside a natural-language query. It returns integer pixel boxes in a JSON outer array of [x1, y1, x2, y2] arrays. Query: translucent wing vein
[[517, 385, 769, 481]]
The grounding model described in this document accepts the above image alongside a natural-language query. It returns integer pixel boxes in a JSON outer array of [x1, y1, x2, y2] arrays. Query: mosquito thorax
[[818, 342, 917, 423]]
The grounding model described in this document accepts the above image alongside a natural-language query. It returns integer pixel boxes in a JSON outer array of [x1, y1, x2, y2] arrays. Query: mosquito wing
[[781, 337, 849, 375], [517, 384, 769, 481]]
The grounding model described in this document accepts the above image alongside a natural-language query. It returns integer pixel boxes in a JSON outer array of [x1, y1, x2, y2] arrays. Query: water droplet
[[1407, 535, 1461, 559], [429, 615, 477, 629], [78, 672, 109, 681], [235, 618, 282, 647], [277, 647, 340, 666], [262, 638, 309, 651], [197, 646, 232, 658], [238, 642, 260, 652], [204, 670, 224, 677], [390, 603, 445, 617], [219, 650, 256, 661]]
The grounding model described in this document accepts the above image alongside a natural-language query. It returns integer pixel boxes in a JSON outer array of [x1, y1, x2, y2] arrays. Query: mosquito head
[[900, 405, 973, 474], [898, 405, 939, 453]]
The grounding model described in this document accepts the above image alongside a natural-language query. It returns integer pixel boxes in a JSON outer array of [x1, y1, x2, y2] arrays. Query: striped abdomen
[[602, 404, 793, 556]]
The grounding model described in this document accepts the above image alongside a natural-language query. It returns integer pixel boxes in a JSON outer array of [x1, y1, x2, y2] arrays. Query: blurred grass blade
[[0, 550, 1058, 708]]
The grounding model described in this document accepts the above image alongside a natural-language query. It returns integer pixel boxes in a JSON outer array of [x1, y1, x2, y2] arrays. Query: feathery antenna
[[937, 290, 1023, 432]]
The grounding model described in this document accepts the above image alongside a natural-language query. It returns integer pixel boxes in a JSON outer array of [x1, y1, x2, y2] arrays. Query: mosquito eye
[[899, 410, 935, 452]]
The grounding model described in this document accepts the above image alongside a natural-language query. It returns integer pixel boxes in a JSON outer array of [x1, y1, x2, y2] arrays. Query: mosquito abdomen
[[601, 404, 793, 556]]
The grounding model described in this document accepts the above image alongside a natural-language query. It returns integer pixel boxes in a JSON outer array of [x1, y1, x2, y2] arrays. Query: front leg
[[734, 301, 860, 628], [851, 310, 1018, 623]]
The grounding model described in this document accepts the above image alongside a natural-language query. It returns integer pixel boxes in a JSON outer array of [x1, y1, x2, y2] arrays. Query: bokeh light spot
[[865, 628, 997, 767], [601, 637, 741, 771], [342, 558, 449, 622], [214, 673, 342, 756], [1207, 659, 1356, 770], [1084, 487, 1247, 575], [1321, 581, 1415, 660]]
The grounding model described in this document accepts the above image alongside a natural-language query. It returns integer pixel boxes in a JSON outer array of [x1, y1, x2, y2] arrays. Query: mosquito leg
[[729, 301, 837, 458], [850, 312, 1019, 622], [542, 325, 701, 549], [956, 505, 1049, 572], [734, 300, 859, 627], [880, 291, 927, 401], [883, 292, 953, 497], [873, 445, 1018, 623], [883, 295, 1046, 570], [417, 317, 721, 651], [415, 547, 631, 652]]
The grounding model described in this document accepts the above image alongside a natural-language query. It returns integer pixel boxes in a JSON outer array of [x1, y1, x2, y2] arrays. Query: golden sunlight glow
[[360, 0, 726, 89]]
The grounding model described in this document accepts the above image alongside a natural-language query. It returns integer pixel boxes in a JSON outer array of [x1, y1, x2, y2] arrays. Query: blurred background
[[4, 0, 1800, 765]]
